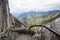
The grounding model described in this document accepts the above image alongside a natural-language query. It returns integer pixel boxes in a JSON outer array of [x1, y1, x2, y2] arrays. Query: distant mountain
[[17, 10, 60, 19]]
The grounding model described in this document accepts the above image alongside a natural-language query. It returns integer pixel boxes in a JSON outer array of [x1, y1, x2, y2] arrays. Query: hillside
[[41, 13, 60, 24], [17, 10, 60, 26], [19, 13, 60, 26], [18, 10, 60, 19]]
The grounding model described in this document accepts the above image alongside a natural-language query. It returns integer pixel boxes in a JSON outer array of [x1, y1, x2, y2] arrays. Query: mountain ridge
[[18, 10, 60, 19]]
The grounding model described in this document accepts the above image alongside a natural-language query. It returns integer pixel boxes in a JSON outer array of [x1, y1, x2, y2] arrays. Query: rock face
[[0, 0, 26, 40], [32, 27, 51, 40], [50, 17, 60, 40], [15, 34, 33, 40], [0, 0, 9, 40]]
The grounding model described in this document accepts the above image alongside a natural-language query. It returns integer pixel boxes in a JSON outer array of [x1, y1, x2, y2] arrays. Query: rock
[[50, 17, 60, 40]]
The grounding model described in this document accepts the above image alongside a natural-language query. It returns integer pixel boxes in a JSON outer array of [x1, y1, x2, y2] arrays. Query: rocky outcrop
[[50, 17, 60, 40]]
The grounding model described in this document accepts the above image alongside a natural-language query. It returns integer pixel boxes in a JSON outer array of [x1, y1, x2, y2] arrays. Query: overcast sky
[[9, 0, 60, 15]]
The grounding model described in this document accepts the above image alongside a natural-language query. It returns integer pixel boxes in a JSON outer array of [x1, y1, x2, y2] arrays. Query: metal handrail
[[29, 24, 60, 37]]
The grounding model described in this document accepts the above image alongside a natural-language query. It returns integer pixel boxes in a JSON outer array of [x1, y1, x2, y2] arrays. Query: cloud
[[9, 0, 60, 15]]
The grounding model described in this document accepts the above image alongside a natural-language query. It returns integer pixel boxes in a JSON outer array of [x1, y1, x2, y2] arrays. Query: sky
[[9, 0, 60, 16]]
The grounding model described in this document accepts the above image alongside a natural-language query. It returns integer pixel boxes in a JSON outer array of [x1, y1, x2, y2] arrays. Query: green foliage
[[41, 13, 60, 24], [20, 13, 60, 26]]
